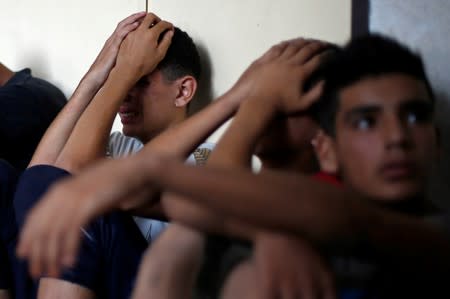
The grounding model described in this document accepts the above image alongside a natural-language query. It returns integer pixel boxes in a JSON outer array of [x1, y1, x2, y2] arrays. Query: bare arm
[[151, 160, 450, 274], [29, 12, 146, 167], [38, 278, 95, 299], [130, 224, 205, 299]]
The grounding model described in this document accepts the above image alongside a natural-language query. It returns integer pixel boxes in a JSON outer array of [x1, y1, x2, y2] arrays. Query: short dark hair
[[313, 34, 435, 136], [157, 27, 202, 82]]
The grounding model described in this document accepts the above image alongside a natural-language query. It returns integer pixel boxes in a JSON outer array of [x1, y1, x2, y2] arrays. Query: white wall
[[0, 0, 351, 140]]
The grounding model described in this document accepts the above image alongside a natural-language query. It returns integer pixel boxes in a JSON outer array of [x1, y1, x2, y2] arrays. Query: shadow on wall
[[189, 42, 213, 116], [428, 91, 450, 210]]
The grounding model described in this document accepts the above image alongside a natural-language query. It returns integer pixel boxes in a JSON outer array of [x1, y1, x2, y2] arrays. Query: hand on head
[[115, 13, 174, 81], [232, 38, 331, 115], [87, 11, 147, 86]]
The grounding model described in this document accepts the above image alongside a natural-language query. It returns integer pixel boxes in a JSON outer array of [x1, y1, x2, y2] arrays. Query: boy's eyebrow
[[343, 105, 381, 121], [400, 98, 433, 111]]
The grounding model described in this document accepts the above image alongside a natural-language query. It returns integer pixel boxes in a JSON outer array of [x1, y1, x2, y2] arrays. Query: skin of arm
[[130, 224, 205, 299], [29, 12, 146, 168], [117, 85, 249, 216], [53, 13, 174, 173], [38, 279, 94, 299]]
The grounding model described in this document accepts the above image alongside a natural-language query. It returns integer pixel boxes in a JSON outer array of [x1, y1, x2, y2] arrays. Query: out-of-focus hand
[[115, 13, 174, 81], [16, 155, 163, 278], [254, 232, 336, 299], [230, 38, 330, 115], [86, 12, 147, 86]]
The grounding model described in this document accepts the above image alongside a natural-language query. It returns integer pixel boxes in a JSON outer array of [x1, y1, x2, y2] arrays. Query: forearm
[[153, 161, 450, 274], [119, 88, 245, 208], [162, 192, 257, 241], [148, 160, 360, 243], [139, 89, 241, 159], [207, 96, 275, 168], [131, 224, 205, 299], [29, 74, 104, 167], [38, 278, 95, 299], [55, 68, 137, 172]]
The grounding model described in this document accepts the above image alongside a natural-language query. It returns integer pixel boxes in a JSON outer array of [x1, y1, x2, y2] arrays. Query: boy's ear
[[174, 76, 197, 107], [311, 129, 339, 174]]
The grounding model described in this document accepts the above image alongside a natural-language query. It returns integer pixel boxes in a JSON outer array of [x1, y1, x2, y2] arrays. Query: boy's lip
[[119, 106, 139, 125], [379, 159, 417, 181]]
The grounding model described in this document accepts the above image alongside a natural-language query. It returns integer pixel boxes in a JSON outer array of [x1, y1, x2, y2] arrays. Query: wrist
[[112, 62, 142, 84], [239, 95, 278, 124]]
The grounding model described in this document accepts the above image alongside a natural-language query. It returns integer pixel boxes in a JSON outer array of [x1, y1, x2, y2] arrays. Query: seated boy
[[13, 12, 198, 299]]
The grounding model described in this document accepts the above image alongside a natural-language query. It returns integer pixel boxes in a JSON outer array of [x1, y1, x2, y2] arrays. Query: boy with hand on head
[[16, 8, 269, 299], [13, 11, 213, 299]]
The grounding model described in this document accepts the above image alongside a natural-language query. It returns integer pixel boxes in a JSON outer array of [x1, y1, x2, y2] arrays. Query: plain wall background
[[0, 0, 351, 141]]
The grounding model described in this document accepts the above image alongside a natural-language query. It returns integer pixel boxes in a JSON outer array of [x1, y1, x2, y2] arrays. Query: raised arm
[[29, 12, 146, 167], [53, 13, 174, 172], [162, 38, 328, 237]]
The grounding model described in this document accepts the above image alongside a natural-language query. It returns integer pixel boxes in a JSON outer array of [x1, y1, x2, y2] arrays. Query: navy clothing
[[14, 165, 147, 299], [0, 159, 33, 299], [0, 69, 66, 170], [0, 160, 18, 290]]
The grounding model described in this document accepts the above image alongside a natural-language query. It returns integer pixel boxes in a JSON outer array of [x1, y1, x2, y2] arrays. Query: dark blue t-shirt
[[0, 160, 18, 292], [0, 69, 66, 170]]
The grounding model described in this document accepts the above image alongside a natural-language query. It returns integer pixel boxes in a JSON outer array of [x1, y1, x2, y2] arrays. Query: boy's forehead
[[337, 73, 432, 112]]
